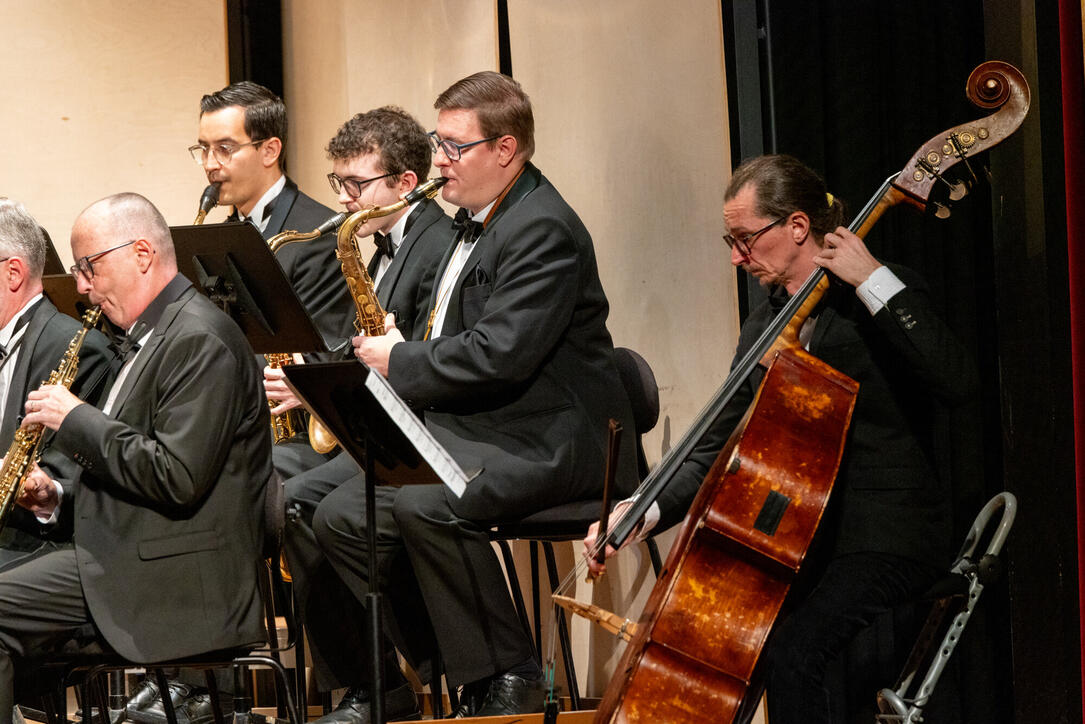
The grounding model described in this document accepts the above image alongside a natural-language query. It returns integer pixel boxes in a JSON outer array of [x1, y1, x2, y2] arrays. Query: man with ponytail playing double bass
[[586, 154, 977, 723]]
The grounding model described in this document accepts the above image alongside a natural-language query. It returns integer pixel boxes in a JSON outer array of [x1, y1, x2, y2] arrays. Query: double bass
[[587, 61, 1030, 723]]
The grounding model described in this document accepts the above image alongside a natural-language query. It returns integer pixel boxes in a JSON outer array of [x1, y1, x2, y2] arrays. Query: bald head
[[71, 193, 178, 328]]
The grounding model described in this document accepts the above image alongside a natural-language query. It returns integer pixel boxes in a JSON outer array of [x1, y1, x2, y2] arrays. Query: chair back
[[613, 347, 659, 479]]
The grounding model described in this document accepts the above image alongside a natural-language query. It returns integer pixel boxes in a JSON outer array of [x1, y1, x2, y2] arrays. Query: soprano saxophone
[[0, 306, 101, 533]]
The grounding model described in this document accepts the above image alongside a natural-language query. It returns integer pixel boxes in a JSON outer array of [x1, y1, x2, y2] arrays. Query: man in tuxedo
[[347, 71, 638, 717], [0, 198, 112, 568], [0, 192, 271, 724], [584, 155, 977, 724], [264, 106, 453, 724], [191, 81, 354, 481]]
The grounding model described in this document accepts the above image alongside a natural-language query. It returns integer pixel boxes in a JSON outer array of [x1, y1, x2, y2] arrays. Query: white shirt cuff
[[856, 265, 906, 315], [34, 480, 64, 525]]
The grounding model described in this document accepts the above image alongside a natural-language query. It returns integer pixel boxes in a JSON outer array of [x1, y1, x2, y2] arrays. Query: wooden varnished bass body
[[599, 347, 857, 722]]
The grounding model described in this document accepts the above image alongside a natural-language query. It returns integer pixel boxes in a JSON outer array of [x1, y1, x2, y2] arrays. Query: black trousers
[[0, 544, 95, 724], [384, 484, 536, 687], [284, 452, 423, 689], [764, 551, 941, 724]]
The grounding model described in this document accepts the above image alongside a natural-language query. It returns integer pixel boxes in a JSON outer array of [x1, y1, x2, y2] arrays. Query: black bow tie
[[373, 232, 395, 259], [109, 321, 148, 364], [452, 208, 484, 243]]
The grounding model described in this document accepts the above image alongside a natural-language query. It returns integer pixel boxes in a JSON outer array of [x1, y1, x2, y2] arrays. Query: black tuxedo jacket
[[366, 199, 454, 341], [52, 279, 271, 662], [388, 164, 638, 522], [0, 297, 113, 542], [656, 267, 977, 566], [244, 178, 354, 349], [0, 297, 112, 448]]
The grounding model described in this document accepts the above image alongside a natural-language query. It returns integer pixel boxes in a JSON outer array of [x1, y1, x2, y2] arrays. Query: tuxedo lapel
[[377, 201, 441, 308], [261, 178, 300, 239], [106, 290, 192, 415]]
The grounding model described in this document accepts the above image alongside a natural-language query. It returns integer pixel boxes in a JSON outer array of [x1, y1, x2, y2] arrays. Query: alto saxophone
[[0, 306, 101, 533], [193, 182, 220, 225], [265, 352, 305, 445]]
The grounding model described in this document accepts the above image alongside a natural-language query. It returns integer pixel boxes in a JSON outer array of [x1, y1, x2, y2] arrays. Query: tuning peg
[[933, 202, 952, 219], [949, 181, 969, 201]]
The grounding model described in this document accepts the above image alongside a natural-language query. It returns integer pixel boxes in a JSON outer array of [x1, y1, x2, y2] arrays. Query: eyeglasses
[[428, 132, 498, 161], [69, 240, 136, 279], [723, 216, 788, 256], [187, 140, 265, 165], [327, 172, 397, 199]]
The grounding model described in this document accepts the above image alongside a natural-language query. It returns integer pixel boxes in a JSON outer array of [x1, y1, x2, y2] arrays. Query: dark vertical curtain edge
[[1059, 0, 1085, 705]]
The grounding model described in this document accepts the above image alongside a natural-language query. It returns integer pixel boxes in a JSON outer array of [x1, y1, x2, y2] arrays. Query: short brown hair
[[726, 154, 845, 242], [326, 106, 432, 185], [435, 71, 534, 161]]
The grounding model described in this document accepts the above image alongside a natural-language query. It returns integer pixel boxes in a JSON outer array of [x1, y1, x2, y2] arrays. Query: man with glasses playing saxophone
[[0, 199, 112, 570], [264, 105, 453, 724], [0, 193, 270, 724], [189, 81, 355, 481]]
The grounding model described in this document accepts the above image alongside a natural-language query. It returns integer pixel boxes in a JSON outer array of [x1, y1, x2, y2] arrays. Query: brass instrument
[[334, 177, 448, 336], [193, 182, 220, 225], [264, 211, 347, 454], [265, 352, 305, 445], [0, 306, 101, 533]]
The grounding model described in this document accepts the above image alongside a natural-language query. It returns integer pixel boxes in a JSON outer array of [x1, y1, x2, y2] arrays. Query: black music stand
[[282, 360, 477, 724], [41, 274, 91, 318], [170, 222, 327, 354]]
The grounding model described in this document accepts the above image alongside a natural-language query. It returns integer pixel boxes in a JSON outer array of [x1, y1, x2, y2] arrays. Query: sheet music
[[364, 369, 469, 497]]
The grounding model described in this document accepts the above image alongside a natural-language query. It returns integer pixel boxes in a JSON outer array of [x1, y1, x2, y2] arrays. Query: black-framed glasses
[[723, 215, 788, 256], [187, 140, 266, 165], [327, 172, 397, 199], [69, 240, 137, 279], [428, 132, 498, 161]]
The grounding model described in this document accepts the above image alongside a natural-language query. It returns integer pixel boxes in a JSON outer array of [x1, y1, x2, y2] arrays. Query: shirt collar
[[0, 293, 42, 346], [242, 174, 286, 231]]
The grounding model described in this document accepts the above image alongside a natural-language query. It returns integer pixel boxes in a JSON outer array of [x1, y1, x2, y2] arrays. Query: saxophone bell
[[193, 183, 221, 225]]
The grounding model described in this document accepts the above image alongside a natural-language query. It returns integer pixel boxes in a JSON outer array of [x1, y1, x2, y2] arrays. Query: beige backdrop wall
[[508, 0, 737, 694], [283, 0, 739, 701], [0, 1, 228, 263]]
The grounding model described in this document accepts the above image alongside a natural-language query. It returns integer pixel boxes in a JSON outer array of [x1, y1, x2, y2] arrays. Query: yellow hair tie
[[826, 192, 834, 208]]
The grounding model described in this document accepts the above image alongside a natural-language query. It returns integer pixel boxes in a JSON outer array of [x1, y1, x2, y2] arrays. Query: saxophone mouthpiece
[[316, 212, 348, 236], [199, 183, 221, 214], [404, 177, 449, 204]]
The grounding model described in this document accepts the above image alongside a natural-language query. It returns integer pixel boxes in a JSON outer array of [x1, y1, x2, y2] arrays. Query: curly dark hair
[[326, 106, 432, 185]]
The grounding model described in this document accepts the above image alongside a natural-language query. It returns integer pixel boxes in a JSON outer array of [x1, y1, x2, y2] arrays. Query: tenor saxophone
[[0, 306, 101, 533]]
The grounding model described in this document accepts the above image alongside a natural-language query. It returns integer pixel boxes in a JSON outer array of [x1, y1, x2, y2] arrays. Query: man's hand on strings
[[814, 227, 882, 287]]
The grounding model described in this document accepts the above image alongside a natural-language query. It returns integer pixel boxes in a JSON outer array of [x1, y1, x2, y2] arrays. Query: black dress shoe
[[125, 679, 162, 716], [474, 673, 546, 716], [312, 683, 420, 724], [128, 685, 231, 724]]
